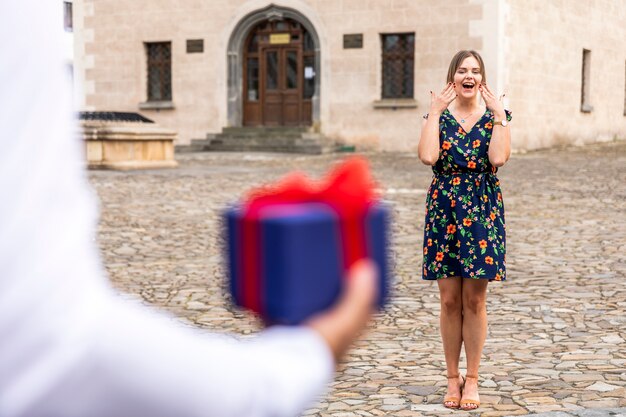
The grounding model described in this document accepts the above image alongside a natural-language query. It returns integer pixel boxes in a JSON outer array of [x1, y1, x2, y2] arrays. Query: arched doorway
[[227, 5, 321, 128], [243, 18, 314, 126]]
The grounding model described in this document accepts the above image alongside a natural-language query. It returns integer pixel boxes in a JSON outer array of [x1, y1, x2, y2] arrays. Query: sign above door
[[270, 33, 290, 44]]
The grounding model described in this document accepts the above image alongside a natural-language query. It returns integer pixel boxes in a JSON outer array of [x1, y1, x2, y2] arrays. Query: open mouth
[[462, 82, 475, 89]]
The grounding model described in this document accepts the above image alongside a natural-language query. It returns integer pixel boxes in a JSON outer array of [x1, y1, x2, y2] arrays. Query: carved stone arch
[[227, 4, 321, 127]]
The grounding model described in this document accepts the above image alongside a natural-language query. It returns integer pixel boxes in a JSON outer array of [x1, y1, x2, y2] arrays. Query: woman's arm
[[418, 83, 457, 166], [480, 83, 511, 167], [488, 112, 511, 167], [418, 114, 441, 166]]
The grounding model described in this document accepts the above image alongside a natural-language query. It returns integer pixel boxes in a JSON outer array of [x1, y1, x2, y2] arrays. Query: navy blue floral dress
[[422, 109, 512, 281]]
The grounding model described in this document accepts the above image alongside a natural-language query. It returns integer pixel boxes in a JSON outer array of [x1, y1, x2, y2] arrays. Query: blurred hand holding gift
[[225, 157, 391, 325], [0, 3, 382, 415]]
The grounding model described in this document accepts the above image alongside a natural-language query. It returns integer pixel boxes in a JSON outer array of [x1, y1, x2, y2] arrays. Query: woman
[[418, 50, 511, 411]]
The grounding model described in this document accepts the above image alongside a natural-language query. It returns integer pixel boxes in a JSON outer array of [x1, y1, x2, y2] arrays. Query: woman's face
[[453, 56, 483, 99]]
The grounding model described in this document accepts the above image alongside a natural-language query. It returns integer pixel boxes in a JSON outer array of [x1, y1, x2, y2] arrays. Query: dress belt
[[434, 171, 495, 176]]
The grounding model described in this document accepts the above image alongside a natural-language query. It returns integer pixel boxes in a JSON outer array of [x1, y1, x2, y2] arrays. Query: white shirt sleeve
[[0, 2, 334, 417]]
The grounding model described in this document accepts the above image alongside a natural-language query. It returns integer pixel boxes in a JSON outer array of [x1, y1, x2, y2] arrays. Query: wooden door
[[242, 19, 313, 127], [262, 48, 281, 126], [281, 48, 301, 126], [261, 47, 301, 126]]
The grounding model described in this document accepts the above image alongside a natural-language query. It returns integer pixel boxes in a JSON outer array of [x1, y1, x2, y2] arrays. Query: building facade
[[73, 0, 626, 152]]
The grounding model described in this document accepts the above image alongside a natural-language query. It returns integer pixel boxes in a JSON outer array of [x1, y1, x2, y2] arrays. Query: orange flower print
[[436, 252, 444, 262], [446, 224, 457, 234], [463, 218, 472, 227], [442, 141, 451, 150], [458, 127, 464, 135], [472, 140, 481, 148], [452, 177, 461, 186], [485, 256, 494, 265], [424, 247, 428, 255], [451, 199, 456, 207], [485, 121, 493, 129], [427, 238, 433, 247], [490, 212, 496, 221], [479, 240, 487, 249], [467, 161, 476, 169], [497, 192, 502, 201], [495, 273, 502, 281], [432, 189, 439, 199]]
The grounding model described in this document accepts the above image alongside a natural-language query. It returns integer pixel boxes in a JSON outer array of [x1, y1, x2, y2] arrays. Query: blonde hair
[[446, 50, 486, 83]]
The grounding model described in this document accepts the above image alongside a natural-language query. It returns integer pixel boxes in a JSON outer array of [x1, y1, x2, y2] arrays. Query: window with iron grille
[[146, 42, 172, 102], [63, 2, 73, 32], [381, 33, 415, 99]]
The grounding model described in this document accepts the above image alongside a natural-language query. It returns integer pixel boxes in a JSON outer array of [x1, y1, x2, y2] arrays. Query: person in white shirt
[[0, 2, 378, 416]]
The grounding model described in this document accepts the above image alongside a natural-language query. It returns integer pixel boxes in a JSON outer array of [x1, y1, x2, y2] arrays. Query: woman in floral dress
[[418, 50, 512, 411]]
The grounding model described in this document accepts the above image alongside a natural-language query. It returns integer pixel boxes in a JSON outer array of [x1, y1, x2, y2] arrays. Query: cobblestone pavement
[[89, 140, 626, 417]]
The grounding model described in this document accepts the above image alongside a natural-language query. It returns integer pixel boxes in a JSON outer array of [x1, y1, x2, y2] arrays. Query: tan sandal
[[443, 374, 465, 409], [460, 375, 481, 410]]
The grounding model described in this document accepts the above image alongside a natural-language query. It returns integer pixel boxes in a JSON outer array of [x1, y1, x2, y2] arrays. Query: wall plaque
[[269, 33, 291, 44], [343, 34, 363, 49], [186, 39, 204, 53]]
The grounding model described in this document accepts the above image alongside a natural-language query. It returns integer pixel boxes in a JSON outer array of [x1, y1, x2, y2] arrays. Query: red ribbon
[[239, 157, 379, 314]]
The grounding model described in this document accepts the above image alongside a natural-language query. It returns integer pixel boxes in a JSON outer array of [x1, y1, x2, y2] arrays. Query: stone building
[[72, 0, 626, 152]]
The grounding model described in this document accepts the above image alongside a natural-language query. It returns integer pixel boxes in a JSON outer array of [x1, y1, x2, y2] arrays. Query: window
[[63, 1, 73, 32], [146, 42, 172, 102], [381, 33, 415, 99], [581, 49, 592, 112]]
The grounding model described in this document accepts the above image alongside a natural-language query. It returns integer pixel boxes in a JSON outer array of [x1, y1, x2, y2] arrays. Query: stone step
[[206, 142, 328, 154], [221, 126, 308, 136], [178, 139, 345, 154], [217, 132, 307, 140], [176, 138, 213, 153], [190, 138, 214, 146], [213, 135, 319, 145], [176, 127, 341, 155]]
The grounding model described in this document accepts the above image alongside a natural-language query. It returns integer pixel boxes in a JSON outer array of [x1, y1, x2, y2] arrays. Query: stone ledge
[[139, 101, 175, 110], [88, 159, 179, 171], [373, 98, 418, 109], [81, 120, 178, 170]]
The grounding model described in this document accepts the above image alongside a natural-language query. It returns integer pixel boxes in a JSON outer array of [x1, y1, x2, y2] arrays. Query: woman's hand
[[479, 83, 505, 120], [429, 82, 457, 115]]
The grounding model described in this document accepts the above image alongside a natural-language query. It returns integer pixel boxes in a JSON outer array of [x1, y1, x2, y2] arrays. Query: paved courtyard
[[89, 140, 626, 417]]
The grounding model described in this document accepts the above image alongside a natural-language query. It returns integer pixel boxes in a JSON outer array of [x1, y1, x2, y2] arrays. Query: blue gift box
[[225, 202, 390, 325]]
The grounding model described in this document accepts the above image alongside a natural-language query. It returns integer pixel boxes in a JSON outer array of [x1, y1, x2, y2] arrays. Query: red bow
[[239, 157, 379, 314]]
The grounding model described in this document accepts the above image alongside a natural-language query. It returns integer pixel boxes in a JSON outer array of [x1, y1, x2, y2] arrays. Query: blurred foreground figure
[[0, 3, 377, 416]]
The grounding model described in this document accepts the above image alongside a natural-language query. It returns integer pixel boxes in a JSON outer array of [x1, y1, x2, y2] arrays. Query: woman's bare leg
[[460, 278, 488, 409], [437, 277, 464, 406]]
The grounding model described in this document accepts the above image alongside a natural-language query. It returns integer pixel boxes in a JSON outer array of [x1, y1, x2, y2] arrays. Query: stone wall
[[505, 0, 626, 149], [75, 0, 626, 151]]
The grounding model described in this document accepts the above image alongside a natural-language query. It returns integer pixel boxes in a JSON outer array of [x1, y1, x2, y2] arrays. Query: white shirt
[[0, 2, 333, 416]]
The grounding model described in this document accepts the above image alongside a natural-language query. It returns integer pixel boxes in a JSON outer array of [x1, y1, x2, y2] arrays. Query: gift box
[[224, 157, 391, 325]]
